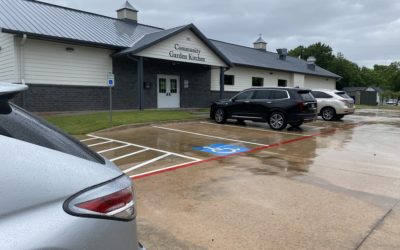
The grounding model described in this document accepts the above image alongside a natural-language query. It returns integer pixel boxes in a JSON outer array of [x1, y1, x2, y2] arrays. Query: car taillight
[[298, 102, 305, 111], [64, 175, 136, 221]]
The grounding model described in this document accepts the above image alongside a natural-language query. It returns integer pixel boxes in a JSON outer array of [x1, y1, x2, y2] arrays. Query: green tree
[[288, 42, 335, 69]]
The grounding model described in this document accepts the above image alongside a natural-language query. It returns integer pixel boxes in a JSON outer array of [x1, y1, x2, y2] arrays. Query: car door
[[226, 90, 254, 117], [247, 89, 272, 119]]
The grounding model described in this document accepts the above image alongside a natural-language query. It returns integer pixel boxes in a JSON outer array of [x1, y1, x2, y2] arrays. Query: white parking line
[[80, 138, 98, 142], [129, 160, 199, 179], [110, 149, 149, 162], [87, 135, 201, 161], [200, 122, 307, 136], [88, 141, 113, 147], [123, 153, 171, 173], [152, 125, 268, 146], [97, 145, 130, 154]]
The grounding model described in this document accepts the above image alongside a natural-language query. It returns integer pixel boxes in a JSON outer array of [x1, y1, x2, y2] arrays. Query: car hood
[[214, 99, 231, 104], [0, 136, 123, 217]]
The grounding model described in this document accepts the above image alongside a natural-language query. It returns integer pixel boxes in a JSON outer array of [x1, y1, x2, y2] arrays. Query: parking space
[[80, 114, 400, 249]]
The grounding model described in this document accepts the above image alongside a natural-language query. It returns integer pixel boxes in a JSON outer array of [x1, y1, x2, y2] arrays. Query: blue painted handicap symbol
[[193, 144, 250, 156]]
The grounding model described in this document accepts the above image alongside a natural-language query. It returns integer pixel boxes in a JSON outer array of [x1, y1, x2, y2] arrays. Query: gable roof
[[0, 0, 161, 48], [117, 24, 232, 66], [211, 40, 341, 79], [343, 87, 383, 92]]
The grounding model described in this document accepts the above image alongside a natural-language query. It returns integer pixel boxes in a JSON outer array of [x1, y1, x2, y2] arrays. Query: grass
[[44, 109, 208, 135], [356, 105, 400, 110]]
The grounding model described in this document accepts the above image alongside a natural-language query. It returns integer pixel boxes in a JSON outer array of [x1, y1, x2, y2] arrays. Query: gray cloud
[[41, 0, 400, 67]]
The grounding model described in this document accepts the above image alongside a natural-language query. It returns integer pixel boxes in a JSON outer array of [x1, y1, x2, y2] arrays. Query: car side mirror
[[230, 98, 236, 102]]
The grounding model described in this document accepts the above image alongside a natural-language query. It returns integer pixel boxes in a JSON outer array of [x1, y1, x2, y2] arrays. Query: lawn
[[44, 109, 208, 135]]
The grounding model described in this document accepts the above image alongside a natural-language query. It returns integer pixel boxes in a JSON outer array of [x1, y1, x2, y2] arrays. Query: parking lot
[[80, 111, 400, 249]]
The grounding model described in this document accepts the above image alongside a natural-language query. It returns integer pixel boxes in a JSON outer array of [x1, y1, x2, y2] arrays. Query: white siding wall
[[211, 66, 293, 91], [304, 75, 336, 90], [137, 30, 226, 67], [0, 32, 18, 82], [15, 38, 114, 86]]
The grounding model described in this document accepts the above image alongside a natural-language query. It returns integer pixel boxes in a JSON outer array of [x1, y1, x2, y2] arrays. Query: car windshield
[[335, 92, 352, 99], [0, 102, 105, 164]]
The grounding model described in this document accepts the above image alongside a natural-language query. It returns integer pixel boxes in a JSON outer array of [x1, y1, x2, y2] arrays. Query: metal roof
[[0, 0, 161, 48], [117, 1, 138, 12], [211, 40, 341, 79], [254, 36, 267, 44], [0, 0, 340, 79]]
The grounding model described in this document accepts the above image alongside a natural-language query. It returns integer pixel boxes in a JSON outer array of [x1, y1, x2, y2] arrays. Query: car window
[[0, 102, 105, 164], [270, 90, 289, 100], [300, 92, 316, 102], [311, 91, 332, 99], [234, 91, 254, 101], [335, 92, 351, 99], [252, 90, 270, 100]]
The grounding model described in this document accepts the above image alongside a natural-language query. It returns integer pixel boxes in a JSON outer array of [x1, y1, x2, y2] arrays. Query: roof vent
[[307, 56, 316, 71], [253, 35, 267, 51], [276, 48, 288, 60], [117, 1, 138, 23]]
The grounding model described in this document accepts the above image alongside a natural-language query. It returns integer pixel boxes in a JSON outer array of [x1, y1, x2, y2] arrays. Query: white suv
[[311, 90, 355, 121]]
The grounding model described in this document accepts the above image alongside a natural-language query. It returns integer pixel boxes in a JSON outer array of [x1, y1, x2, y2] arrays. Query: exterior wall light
[[66, 47, 75, 52]]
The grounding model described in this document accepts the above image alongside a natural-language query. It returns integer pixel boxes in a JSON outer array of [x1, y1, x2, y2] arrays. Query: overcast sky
[[41, 0, 400, 68]]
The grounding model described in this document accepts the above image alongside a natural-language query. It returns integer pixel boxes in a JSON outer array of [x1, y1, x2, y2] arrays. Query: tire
[[214, 108, 227, 124], [321, 107, 336, 121], [268, 112, 288, 130], [289, 121, 304, 128], [335, 115, 344, 121]]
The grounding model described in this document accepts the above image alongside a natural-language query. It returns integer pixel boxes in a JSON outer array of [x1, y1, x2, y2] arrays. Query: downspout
[[20, 34, 27, 108], [127, 54, 144, 110], [219, 66, 230, 99], [20, 34, 27, 85]]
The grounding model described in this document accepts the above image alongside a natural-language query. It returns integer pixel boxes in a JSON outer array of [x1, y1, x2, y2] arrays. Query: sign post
[[107, 72, 115, 126]]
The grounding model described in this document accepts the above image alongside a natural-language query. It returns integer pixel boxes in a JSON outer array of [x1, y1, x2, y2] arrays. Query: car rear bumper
[[289, 113, 317, 123], [338, 107, 355, 115]]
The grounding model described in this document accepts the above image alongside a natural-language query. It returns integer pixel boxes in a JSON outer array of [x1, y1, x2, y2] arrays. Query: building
[[342, 87, 382, 106], [0, 0, 340, 112]]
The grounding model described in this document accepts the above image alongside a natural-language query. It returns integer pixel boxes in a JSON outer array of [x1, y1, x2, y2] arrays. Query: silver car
[[311, 89, 355, 121], [0, 83, 145, 250]]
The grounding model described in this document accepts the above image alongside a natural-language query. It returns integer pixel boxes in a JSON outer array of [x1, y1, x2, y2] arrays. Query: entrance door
[[157, 75, 180, 108]]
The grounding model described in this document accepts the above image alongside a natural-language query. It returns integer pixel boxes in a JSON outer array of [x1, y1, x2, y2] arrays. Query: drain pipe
[[20, 34, 27, 108], [127, 54, 144, 110], [20, 34, 27, 85]]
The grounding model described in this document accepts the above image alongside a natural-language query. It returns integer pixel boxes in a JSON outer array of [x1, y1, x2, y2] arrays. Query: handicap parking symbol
[[193, 144, 250, 156]]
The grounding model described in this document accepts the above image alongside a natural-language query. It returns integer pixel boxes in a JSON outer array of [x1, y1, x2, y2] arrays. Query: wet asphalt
[[82, 110, 400, 249]]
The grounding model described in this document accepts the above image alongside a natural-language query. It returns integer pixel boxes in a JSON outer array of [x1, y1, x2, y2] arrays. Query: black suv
[[210, 88, 317, 130]]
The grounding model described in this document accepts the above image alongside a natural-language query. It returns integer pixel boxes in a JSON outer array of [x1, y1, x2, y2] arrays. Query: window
[[170, 79, 178, 94], [159, 78, 166, 93], [252, 90, 270, 100], [224, 75, 235, 85], [278, 79, 287, 87], [252, 77, 264, 87], [234, 91, 254, 101], [335, 92, 351, 99], [311, 91, 332, 99], [0, 102, 104, 164], [270, 90, 289, 99], [300, 92, 316, 102]]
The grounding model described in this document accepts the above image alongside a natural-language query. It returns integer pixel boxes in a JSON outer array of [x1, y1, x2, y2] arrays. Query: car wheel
[[289, 121, 303, 128], [335, 115, 344, 120], [214, 108, 227, 124], [321, 107, 336, 121], [268, 112, 287, 130]]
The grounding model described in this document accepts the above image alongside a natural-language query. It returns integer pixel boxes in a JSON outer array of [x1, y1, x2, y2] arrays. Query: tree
[[288, 42, 335, 69]]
